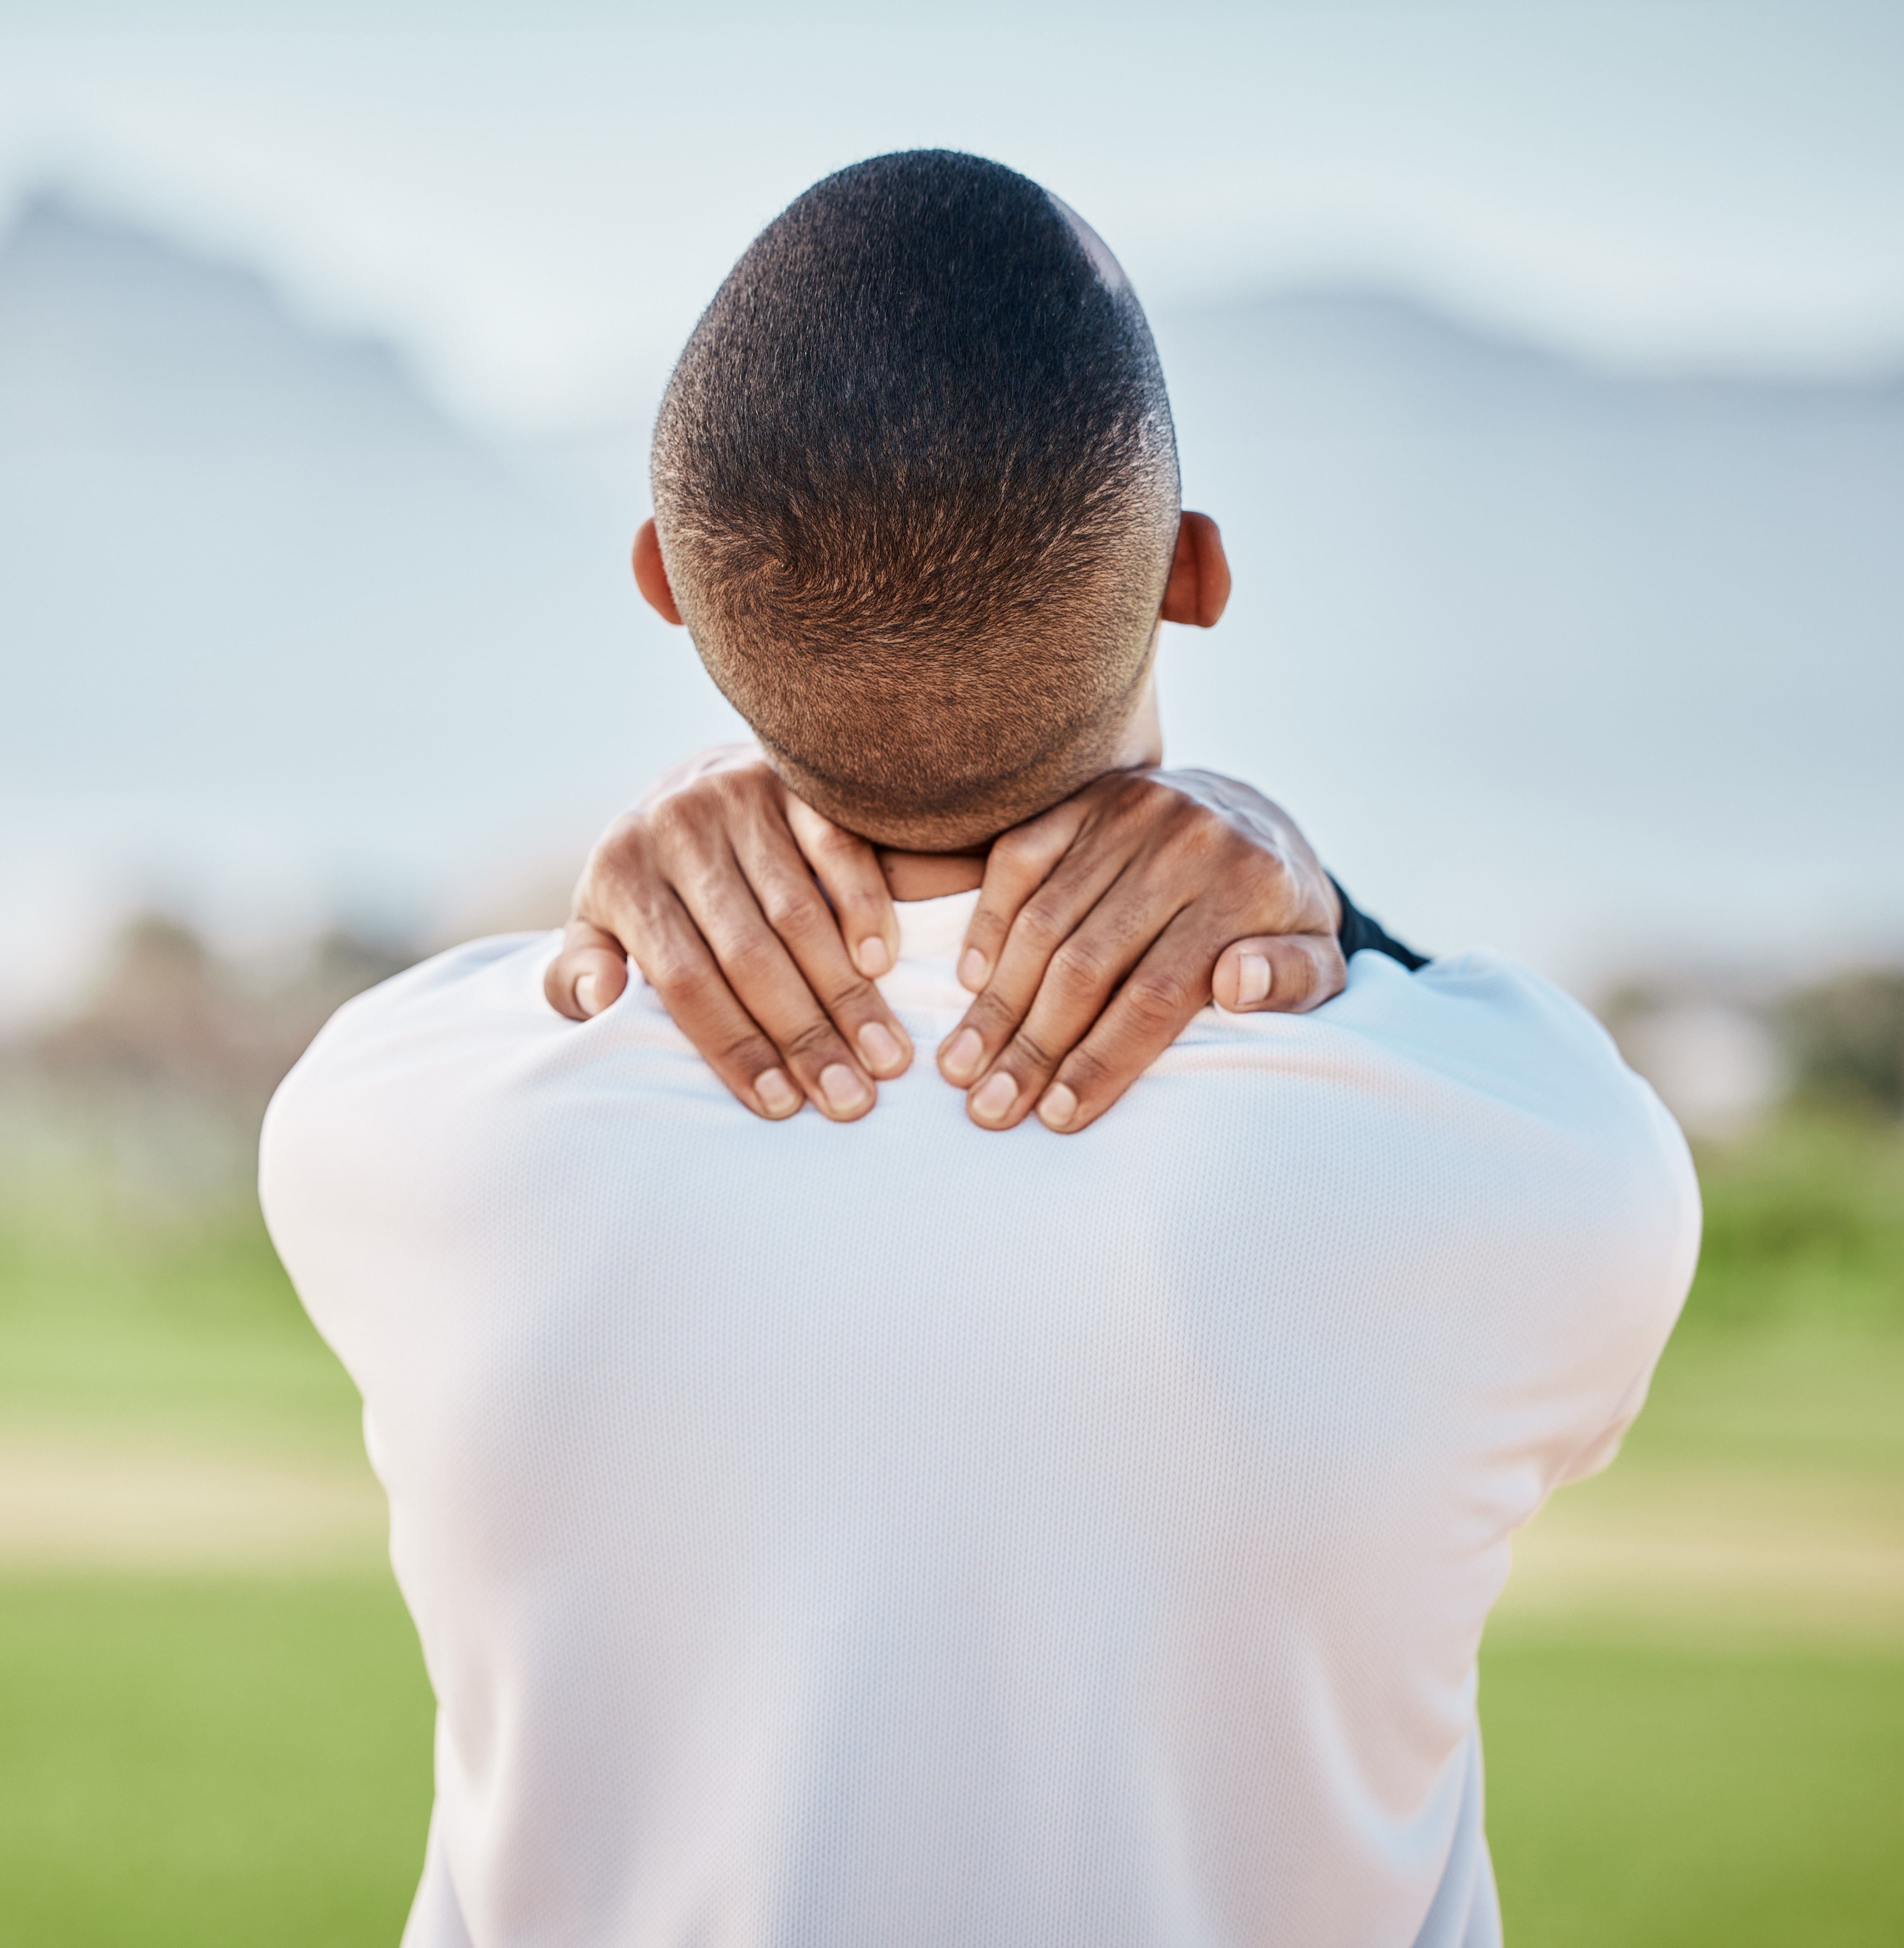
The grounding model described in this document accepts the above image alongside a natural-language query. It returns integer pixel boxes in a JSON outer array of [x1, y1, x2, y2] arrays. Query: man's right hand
[[546, 745, 913, 1122]]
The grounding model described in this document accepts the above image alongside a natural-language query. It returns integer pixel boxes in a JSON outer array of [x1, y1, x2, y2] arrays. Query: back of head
[[652, 151, 1180, 847]]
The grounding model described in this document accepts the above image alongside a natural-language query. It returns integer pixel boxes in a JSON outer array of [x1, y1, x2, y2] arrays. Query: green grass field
[[1, 1111, 1900, 1944], [0, 1576, 432, 1947]]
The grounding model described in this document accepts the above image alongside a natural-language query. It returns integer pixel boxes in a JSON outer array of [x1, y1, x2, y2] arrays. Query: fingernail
[[856, 936, 890, 977], [1038, 1084, 1078, 1130], [942, 1027, 984, 1083], [819, 1063, 871, 1114], [575, 973, 600, 1017], [1238, 952, 1273, 1006], [858, 1020, 903, 1072], [958, 947, 988, 991], [756, 1068, 799, 1116], [971, 1070, 1019, 1123]]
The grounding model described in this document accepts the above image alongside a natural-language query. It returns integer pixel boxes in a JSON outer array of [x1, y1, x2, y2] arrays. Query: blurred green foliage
[[1686, 1111, 1904, 1332], [1781, 970, 1904, 1119]]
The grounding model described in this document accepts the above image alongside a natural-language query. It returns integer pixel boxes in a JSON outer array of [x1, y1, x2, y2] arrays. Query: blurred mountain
[[1149, 293, 1904, 978], [0, 194, 741, 1021], [0, 194, 443, 452], [1, 193, 1901, 1017]]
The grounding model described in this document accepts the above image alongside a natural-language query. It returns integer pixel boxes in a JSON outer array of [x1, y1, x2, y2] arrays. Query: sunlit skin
[[547, 510, 1343, 1132]]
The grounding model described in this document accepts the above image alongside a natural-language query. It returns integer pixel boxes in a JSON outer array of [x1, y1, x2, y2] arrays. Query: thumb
[[545, 919, 631, 1021], [1211, 934, 1346, 1015]]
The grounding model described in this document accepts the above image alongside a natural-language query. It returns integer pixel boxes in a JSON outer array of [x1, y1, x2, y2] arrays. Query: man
[[262, 152, 1698, 1947]]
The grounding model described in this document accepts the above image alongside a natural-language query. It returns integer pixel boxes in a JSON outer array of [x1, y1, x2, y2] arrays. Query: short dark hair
[[652, 150, 1180, 845]]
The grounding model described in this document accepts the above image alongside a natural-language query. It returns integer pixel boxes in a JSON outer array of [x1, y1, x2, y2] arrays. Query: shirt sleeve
[[1330, 876, 1430, 970]]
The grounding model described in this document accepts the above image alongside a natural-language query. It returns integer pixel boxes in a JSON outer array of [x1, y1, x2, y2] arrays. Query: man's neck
[[877, 669, 1165, 901], [877, 849, 987, 901]]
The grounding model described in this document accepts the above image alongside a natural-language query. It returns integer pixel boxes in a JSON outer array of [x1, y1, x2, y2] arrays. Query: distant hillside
[[1149, 291, 1904, 975], [0, 193, 443, 451], [0, 195, 742, 1019], [1, 197, 1900, 1012]]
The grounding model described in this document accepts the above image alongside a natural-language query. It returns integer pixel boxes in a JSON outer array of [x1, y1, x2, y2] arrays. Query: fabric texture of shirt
[[260, 891, 1698, 1948]]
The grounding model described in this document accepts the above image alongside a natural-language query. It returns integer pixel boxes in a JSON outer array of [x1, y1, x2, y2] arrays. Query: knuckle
[[713, 1027, 776, 1072], [1011, 901, 1068, 959], [1136, 777, 1192, 829], [588, 826, 658, 896], [724, 931, 783, 987], [991, 826, 1044, 872], [1167, 811, 1230, 868], [809, 823, 860, 861], [963, 907, 1009, 951], [642, 942, 703, 994], [645, 794, 692, 845], [816, 971, 877, 1015], [958, 992, 1017, 1042], [1056, 1043, 1114, 1094], [1240, 827, 1293, 871], [758, 880, 824, 938], [1048, 936, 1113, 997], [1006, 1027, 1059, 1075], [782, 1018, 844, 1063], [1122, 969, 1196, 1032], [1237, 854, 1297, 908]]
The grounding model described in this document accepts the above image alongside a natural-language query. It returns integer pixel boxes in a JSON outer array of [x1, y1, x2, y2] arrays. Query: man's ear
[[1159, 511, 1231, 628], [633, 517, 684, 626]]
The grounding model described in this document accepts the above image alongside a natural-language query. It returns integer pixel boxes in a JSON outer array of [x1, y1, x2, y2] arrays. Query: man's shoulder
[[262, 927, 719, 1147], [300, 931, 563, 1052], [264, 932, 629, 1191], [1163, 943, 1696, 1239], [274, 930, 693, 1090], [1169, 946, 1651, 1121]]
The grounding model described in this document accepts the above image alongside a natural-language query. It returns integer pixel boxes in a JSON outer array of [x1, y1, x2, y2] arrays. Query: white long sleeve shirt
[[260, 892, 1699, 1948]]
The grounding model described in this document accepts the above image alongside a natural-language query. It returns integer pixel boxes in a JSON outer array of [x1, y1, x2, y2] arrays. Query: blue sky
[[5, 0, 1901, 431]]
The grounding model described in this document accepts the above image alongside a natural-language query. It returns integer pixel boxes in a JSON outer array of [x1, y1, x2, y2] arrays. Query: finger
[[963, 890, 1215, 1130], [545, 919, 631, 1021], [956, 872, 1185, 1128], [729, 811, 913, 1081], [619, 889, 807, 1120], [786, 795, 901, 980], [1211, 934, 1346, 1015], [939, 840, 1181, 1096], [956, 797, 1090, 993], [681, 848, 882, 1120], [1031, 914, 1225, 1134]]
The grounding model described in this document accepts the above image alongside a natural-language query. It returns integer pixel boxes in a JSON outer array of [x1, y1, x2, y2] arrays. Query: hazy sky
[[4, 0, 1901, 431]]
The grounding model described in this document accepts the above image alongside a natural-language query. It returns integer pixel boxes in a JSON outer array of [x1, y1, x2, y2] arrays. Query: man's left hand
[[939, 769, 1342, 1132]]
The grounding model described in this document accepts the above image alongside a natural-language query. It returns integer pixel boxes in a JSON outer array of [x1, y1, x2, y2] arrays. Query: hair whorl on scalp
[[651, 149, 1180, 842]]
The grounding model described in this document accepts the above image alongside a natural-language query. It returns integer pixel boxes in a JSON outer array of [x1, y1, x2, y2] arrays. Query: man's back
[[262, 892, 1697, 1948]]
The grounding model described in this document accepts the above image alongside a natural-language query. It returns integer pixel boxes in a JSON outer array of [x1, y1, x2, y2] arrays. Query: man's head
[[642, 150, 1227, 849]]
